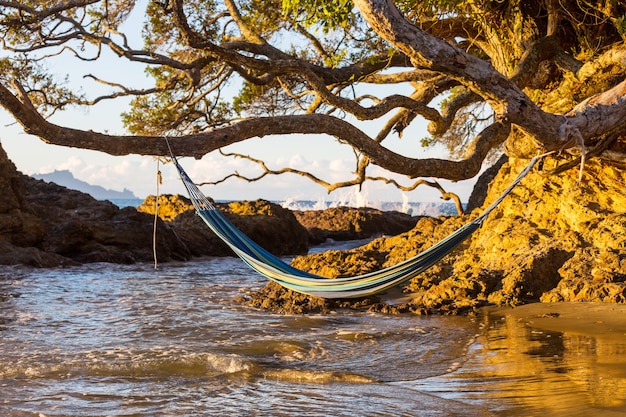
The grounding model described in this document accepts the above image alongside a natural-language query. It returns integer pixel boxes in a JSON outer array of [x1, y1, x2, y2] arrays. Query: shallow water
[[1, 258, 626, 416]]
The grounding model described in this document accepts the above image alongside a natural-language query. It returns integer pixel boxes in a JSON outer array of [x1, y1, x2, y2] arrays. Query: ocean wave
[[280, 198, 460, 216], [0, 349, 253, 379], [262, 368, 376, 384]]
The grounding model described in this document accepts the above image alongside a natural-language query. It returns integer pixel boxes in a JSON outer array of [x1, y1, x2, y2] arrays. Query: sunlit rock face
[[405, 156, 626, 311], [459, 157, 626, 306], [138, 194, 194, 221], [251, 156, 626, 314]]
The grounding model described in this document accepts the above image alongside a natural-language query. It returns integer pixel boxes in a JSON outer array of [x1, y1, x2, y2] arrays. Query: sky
[[0, 4, 479, 206], [1, 107, 477, 205]]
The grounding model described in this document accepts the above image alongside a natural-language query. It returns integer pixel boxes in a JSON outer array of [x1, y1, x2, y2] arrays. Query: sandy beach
[[488, 302, 626, 338]]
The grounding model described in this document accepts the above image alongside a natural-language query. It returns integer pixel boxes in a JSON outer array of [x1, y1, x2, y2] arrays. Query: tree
[[0, 0, 625, 204]]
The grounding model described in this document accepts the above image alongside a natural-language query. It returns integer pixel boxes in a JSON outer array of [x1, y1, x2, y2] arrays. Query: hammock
[[172, 156, 538, 298]]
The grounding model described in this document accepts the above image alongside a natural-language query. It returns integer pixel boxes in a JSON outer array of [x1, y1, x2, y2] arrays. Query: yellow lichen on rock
[[137, 194, 194, 221], [266, 155, 626, 314]]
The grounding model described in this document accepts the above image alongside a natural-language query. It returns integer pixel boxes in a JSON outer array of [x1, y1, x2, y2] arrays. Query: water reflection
[[411, 303, 626, 416]]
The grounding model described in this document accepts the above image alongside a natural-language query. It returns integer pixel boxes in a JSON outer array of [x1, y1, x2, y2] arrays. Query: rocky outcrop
[[293, 206, 419, 244], [139, 194, 420, 256], [457, 156, 626, 309], [245, 156, 626, 315], [139, 195, 311, 256], [0, 145, 45, 249], [20, 176, 191, 265], [0, 150, 420, 267], [169, 198, 311, 257], [138, 194, 194, 221], [0, 142, 190, 266]]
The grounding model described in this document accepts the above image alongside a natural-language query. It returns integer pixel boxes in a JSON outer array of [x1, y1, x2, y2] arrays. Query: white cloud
[[328, 159, 349, 171], [38, 155, 85, 174], [288, 154, 308, 168]]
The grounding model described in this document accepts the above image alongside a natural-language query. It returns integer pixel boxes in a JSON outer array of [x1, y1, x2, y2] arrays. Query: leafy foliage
[[0, 0, 625, 191], [281, 0, 355, 33]]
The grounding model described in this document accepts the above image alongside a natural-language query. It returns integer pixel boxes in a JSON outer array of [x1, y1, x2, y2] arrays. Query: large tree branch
[[170, 0, 412, 87], [365, 175, 465, 215], [0, 78, 508, 181], [566, 79, 626, 140], [0, 0, 101, 23], [509, 36, 582, 88], [352, 0, 626, 151], [298, 66, 443, 123]]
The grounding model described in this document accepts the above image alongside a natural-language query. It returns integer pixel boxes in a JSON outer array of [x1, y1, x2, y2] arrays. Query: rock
[[247, 156, 626, 315], [245, 279, 391, 315], [246, 281, 336, 314], [0, 145, 46, 248], [144, 195, 311, 257], [141, 196, 420, 256], [220, 200, 310, 256], [485, 246, 571, 306], [541, 247, 626, 303], [21, 176, 191, 265], [167, 209, 233, 257], [293, 206, 419, 244], [0, 140, 191, 267], [0, 240, 71, 268], [138, 194, 194, 221]]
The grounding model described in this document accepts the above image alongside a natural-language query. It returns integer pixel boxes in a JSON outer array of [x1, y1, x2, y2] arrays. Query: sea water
[[109, 197, 461, 216], [2, 257, 626, 416]]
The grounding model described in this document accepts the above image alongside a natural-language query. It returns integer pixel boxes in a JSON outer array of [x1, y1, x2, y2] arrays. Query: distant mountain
[[33, 170, 138, 200]]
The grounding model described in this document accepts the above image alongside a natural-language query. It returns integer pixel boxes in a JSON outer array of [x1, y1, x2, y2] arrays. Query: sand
[[487, 301, 626, 337]]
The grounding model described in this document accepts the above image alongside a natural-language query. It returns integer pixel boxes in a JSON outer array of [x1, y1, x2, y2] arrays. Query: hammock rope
[[170, 150, 539, 298]]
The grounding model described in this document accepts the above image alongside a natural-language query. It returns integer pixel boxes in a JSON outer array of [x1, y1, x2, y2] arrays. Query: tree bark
[[353, 0, 626, 151]]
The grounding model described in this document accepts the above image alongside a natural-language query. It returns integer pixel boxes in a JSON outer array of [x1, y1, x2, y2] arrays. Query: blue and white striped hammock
[[172, 156, 538, 298]]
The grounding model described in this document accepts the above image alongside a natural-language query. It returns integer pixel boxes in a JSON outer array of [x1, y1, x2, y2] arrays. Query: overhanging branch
[[0, 78, 509, 181], [205, 150, 465, 214], [352, 0, 625, 150]]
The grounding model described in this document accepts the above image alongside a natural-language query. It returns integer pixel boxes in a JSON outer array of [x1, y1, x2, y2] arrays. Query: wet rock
[[245, 280, 391, 315], [0, 240, 72, 267], [246, 281, 336, 314], [21, 176, 191, 265]]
